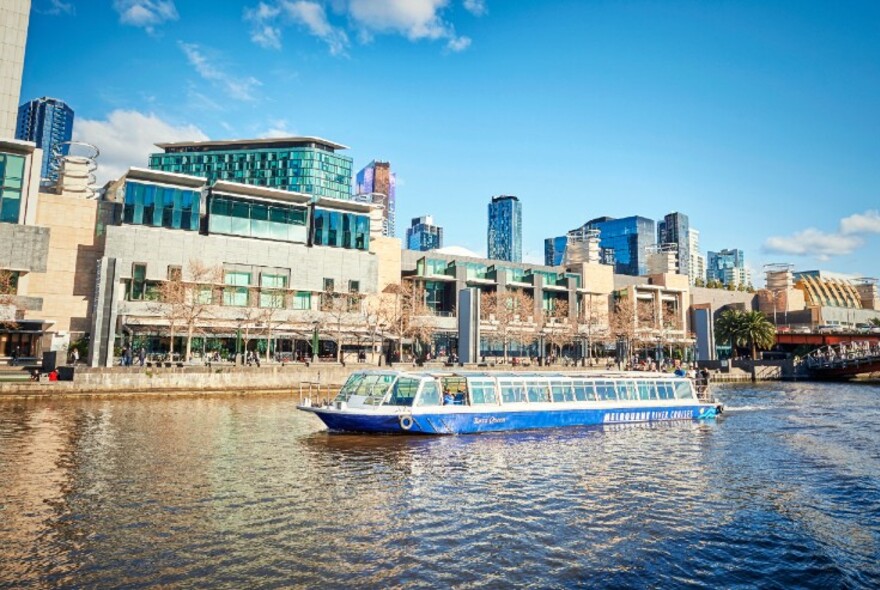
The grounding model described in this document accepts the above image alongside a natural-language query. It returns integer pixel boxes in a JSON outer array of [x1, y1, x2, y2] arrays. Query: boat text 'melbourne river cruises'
[[297, 370, 722, 435]]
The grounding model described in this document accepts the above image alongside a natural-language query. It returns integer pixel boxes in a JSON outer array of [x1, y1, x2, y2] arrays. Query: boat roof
[[349, 370, 686, 380]]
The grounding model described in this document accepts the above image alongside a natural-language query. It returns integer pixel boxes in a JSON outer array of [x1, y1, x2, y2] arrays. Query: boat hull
[[302, 404, 720, 435]]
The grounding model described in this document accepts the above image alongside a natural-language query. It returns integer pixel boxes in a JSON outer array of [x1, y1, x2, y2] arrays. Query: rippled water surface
[[1, 382, 879, 588]]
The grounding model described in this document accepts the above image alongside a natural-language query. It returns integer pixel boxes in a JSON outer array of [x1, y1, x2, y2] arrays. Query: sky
[[19, 0, 880, 282]]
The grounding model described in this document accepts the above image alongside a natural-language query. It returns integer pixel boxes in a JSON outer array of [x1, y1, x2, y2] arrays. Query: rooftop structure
[[149, 136, 353, 201]]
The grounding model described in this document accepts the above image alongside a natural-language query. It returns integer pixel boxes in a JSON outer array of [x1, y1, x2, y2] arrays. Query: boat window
[[441, 377, 469, 405], [417, 380, 442, 406], [387, 377, 421, 406], [616, 381, 637, 401], [595, 381, 616, 401], [674, 380, 694, 400], [572, 380, 595, 401], [526, 380, 550, 403], [335, 373, 366, 401], [470, 380, 498, 404], [657, 382, 675, 400], [551, 380, 573, 402], [499, 381, 525, 403], [637, 381, 656, 400]]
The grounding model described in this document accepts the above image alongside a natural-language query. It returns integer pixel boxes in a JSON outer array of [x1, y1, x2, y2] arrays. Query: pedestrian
[[72, 347, 79, 365], [139, 347, 146, 366]]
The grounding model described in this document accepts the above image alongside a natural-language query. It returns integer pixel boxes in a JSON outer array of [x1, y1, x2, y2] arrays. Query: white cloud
[[73, 110, 208, 185], [179, 42, 262, 101], [113, 0, 178, 33], [259, 118, 296, 138], [462, 0, 486, 16], [763, 208, 880, 260], [283, 1, 349, 55], [763, 229, 863, 259], [244, 0, 475, 53], [840, 210, 880, 235], [245, 2, 283, 49], [37, 0, 75, 16]]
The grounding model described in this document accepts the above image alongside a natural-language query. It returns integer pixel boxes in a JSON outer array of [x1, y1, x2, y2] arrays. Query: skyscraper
[[0, 1, 31, 138], [149, 137, 353, 201], [657, 211, 690, 279], [406, 215, 443, 251], [688, 228, 705, 285], [568, 216, 655, 276], [15, 97, 75, 183], [355, 160, 396, 237], [707, 248, 751, 287], [487, 195, 522, 262]]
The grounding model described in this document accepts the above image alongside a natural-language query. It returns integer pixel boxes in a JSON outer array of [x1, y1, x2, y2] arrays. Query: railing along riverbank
[[0, 359, 789, 400]]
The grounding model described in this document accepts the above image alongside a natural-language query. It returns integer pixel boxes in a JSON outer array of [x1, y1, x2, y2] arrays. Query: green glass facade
[[312, 208, 370, 251], [122, 181, 201, 231], [148, 143, 353, 201], [208, 196, 308, 242], [0, 153, 25, 223]]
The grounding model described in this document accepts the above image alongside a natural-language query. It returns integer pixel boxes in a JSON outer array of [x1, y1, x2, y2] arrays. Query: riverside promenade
[[0, 359, 789, 399]]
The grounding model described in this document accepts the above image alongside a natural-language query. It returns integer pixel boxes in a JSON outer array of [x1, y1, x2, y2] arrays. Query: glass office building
[[355, 160, 396, 237], [406, 215, 443, 251], [312, 208, 370, 251], [149, 137, 353, 201], [208, 196, 308, 242], [544, 235, 568, 266], [575, 216, 655, 276], [657, 211, 690, 278], [487, 195, 522, 262], [707, 249, 746, 284], [122, 181, 201, 231], [15, 97, 74, 184]]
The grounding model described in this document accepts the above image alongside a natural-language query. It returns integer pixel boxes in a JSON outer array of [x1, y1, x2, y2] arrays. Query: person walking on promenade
[[139, 347, 146, 366]]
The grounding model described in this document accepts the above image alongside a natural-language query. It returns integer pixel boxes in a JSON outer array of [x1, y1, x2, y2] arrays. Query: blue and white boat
[[298, 370, 722, 435]]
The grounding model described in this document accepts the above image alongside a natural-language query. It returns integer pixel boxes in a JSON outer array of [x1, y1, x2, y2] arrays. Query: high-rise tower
[[15, 97, 75, 183], [487, 195, 522, 262]]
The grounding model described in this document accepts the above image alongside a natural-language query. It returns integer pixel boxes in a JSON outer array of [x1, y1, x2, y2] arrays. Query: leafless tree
[[543, 299, 577, 362], [151, 260, 223, 360], [481, 288, 536, 362], [0, 269, 20, 330], [320, 287, 365, 363], [379, 281, 436, 361], [579, 293, 607, 365]]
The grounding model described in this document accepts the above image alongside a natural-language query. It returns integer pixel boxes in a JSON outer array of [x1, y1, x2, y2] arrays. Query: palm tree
[[739, 310, 776, 361], [714, 309, 743, 358]]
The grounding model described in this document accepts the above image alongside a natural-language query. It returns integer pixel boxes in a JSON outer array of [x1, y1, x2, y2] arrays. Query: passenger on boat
[[443, 391, 455, 405]]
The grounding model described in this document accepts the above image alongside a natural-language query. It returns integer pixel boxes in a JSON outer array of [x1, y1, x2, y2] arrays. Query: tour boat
[[297, 370, 723, 435]]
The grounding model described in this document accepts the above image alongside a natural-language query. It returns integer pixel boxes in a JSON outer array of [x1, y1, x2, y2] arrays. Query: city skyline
[[15, 1, 880, 278]]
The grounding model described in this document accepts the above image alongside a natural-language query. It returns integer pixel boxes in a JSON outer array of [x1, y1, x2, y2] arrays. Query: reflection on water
[[1, 383, 879, 588]]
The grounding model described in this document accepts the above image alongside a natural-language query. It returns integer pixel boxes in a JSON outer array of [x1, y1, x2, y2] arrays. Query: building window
[[312, 209, 370, 251], [259, 273, 287, 308], [208, 196, 307, 242], [167, 265, 182, 281], [130, 263, 147, 300], [292, 291, 311, 310], [323, 278, 334, 292], [0, 153, 25, 224], [349, 280, 359, 293], [223, 271, 251, 306], [123, 181, 200, 231]]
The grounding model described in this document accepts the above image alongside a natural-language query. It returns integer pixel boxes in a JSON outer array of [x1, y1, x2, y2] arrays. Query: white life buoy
[[399, 415, 414, 430]]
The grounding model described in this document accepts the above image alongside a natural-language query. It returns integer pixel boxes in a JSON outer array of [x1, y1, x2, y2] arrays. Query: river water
[[1, 382, 878, 589]]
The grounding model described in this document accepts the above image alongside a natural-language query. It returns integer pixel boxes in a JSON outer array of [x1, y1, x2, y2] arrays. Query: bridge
[[801, 340, 880, 379], [776, 332, 880, 347]]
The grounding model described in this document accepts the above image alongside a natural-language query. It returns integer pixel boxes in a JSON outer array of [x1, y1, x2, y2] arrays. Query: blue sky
[[20, 0, 880, 280]]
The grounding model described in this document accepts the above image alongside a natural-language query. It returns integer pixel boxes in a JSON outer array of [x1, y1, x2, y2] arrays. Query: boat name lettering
[[473, 416, 507, 425], [603, 410, 693, 423]]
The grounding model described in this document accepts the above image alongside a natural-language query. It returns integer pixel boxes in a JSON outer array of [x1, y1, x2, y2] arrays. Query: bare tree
[[579, 293, 607, 365], [543, 299, 577, 363], [151, 260, 223, 361], [379, 281, 435, 362], [481, 289, 536, 362], [0, 269, 20, 330], [320, 287, 365, 363], [609, 294, 637, 366]]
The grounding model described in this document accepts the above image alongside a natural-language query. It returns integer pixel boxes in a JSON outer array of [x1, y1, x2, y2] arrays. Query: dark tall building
[[406, 215, 443, 251], [487, 195, 522, 262], [563, 216, 654, 276], [355, 160, 396, 237], [15, 96, 74, 184], [657, 211, 690, 278]]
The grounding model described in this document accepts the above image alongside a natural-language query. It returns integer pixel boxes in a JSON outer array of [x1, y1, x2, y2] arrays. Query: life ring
[[399, 415, 414, 431]]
